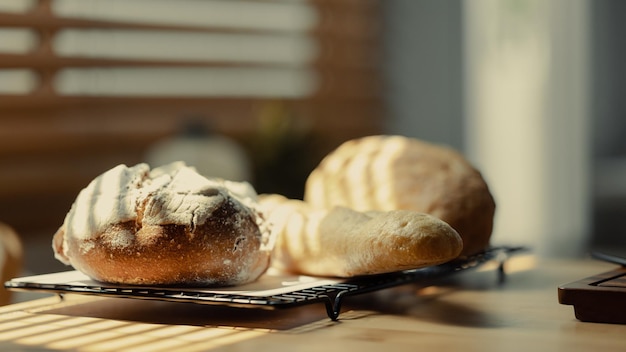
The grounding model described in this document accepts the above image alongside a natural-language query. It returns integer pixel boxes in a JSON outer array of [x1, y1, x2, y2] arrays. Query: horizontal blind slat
[[0, 53, 379, 70], [0, 8, 379, 40], [51, 0, 318, 32]]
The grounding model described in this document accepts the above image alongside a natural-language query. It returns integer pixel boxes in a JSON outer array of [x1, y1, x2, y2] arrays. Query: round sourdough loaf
[[52, 162, 271, 286], [304, 135, 495, 256]]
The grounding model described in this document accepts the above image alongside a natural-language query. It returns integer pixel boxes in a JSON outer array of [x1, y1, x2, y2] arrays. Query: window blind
[[0, 0, 384, 234]]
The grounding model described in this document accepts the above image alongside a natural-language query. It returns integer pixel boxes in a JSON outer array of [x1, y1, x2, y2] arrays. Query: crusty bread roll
[[52, 162, 271, 286], [1, 222, 22, 305], [259, 194, 463, 277], [304, 135, 495, 256]]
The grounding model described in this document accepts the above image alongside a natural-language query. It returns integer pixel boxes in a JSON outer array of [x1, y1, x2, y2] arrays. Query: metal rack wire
[[5, 246, 526, 320]]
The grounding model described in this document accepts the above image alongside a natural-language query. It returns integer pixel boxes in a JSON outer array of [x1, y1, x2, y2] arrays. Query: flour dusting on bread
[[53, 161, 271, 286]]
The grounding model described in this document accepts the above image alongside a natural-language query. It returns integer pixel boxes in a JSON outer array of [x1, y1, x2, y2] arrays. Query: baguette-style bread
[[259, 194, 463, 277], [52, 162, 271, 286], [304, 135, 495, 256]]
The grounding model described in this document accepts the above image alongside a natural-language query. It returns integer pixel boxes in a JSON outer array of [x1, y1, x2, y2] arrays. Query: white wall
[[384, 0, 592, 257]]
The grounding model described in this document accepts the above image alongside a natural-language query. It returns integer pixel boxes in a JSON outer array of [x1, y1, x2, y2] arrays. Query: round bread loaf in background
[[52, 162, 271, 286], [304, 135, 496, 256]]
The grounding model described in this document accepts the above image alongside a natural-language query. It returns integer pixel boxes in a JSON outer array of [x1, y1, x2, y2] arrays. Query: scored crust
[[305, 135, 496, 256], [52, 162, 271, 286]]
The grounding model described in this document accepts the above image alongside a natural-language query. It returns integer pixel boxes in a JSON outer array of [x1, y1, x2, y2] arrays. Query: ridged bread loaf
[[304, 135, 495, 256]]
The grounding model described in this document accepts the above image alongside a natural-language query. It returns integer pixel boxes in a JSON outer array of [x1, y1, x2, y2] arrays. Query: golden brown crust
[[1, 222, 23, 305], [57, 196, 269, 286], [260, 194, 463, 277], [52, 162, 270, 286], [304, 135, 495, 256]]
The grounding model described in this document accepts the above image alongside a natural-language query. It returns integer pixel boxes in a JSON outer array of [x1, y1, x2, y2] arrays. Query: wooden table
[[1, 255, 625, 352]]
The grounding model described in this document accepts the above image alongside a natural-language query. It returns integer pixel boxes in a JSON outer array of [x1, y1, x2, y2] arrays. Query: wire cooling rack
[[5, 246, 526, 320]]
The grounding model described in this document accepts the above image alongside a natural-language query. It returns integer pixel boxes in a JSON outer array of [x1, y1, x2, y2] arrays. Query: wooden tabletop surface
[[1, 255, 625, 352]]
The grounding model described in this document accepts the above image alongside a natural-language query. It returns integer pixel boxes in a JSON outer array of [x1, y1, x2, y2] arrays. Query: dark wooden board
[[558, 267, 626, 324]]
